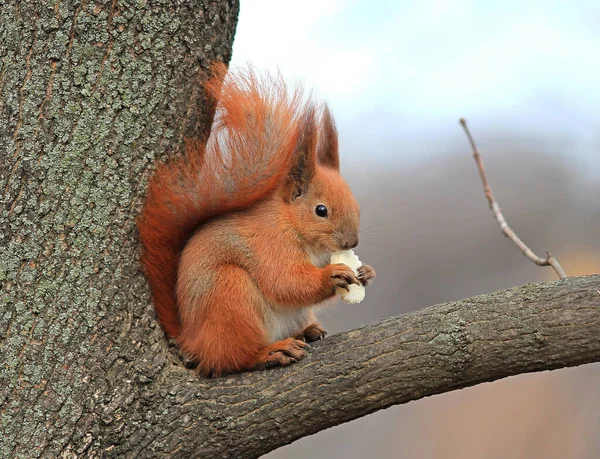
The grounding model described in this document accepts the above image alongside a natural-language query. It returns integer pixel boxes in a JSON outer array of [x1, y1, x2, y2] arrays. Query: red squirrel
[[137, 64, 375, 376]]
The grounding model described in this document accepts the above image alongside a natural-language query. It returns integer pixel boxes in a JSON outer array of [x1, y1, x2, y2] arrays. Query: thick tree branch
[[123, 275, 600, 458]]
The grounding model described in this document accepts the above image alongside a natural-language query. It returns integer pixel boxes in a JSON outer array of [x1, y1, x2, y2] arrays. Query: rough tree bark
[[0, 0, 240, 456], [1, 2, 599, 459]]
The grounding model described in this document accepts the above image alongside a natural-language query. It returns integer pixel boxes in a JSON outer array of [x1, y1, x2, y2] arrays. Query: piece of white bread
[[329, 250, 366, 304]]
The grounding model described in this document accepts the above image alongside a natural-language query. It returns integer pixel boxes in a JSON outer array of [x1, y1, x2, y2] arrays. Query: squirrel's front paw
[[327, 263, 360, 291], [357, 264, 376, 286]]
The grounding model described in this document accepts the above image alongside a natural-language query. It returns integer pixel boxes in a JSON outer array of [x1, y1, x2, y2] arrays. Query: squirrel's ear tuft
[[317, 105, 340, 171], [287, 106, 317, 201]]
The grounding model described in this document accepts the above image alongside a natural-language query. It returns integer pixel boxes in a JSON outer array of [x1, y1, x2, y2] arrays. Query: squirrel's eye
[[315, 204, 328, 218]]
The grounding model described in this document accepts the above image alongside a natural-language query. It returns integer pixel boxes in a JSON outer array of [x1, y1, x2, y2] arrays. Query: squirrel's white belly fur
[[264, 247, 331, 342]]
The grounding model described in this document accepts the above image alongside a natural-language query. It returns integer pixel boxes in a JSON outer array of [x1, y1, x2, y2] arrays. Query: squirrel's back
[[137, 64, 307, 338]]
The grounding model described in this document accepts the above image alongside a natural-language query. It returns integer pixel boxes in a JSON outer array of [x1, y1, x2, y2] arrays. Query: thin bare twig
[[459, 118, 567, 279]]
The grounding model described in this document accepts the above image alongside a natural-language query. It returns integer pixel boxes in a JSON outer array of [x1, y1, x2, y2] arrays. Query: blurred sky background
[[231, 1, 600, 458]]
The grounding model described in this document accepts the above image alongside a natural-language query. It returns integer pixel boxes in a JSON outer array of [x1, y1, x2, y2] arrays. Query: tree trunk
[[2, 3, 599, 459], [0, 1, 239, 456]]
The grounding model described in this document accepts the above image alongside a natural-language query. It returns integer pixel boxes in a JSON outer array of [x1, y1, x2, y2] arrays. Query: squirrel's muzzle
[[339, 235, 359, 250]]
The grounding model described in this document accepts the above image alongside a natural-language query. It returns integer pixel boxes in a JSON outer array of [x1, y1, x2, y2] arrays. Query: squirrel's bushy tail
[[137, 63, 305, 338]]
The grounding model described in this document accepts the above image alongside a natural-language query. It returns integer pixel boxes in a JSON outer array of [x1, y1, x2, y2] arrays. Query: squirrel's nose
[[341, 236, 359, 250]]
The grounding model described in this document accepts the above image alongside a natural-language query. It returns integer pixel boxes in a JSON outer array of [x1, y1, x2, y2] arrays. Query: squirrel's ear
[[317, 106, 339, 171], [287, 107, 317, 202]]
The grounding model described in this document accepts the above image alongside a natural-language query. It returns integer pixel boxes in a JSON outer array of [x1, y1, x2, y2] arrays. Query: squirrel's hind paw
[[258, 338, 309, 368], [297, 323, 328, 343]]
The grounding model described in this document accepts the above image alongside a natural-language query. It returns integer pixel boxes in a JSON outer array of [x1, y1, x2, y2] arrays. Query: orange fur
[[137, 64, 373, 376]]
